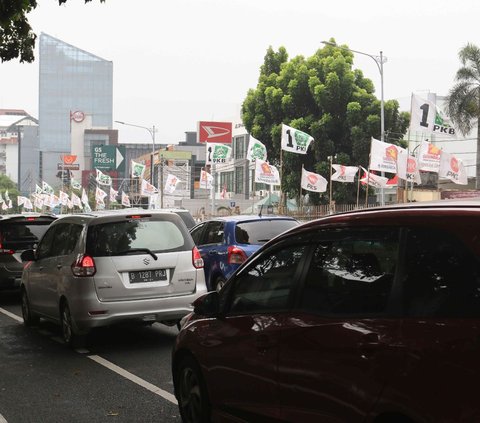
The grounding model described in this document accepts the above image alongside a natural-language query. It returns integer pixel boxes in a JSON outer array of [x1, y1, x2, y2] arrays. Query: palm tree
[[446, 43, 480, 189]]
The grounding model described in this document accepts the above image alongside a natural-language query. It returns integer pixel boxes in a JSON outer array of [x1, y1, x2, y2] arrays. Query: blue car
[[190, 215, 299, 291]]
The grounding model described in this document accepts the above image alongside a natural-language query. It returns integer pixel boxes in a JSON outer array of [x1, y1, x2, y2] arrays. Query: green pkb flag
[[96, 169, 112, 186], [246, 136, 267, 162], [131, 160, 146, 178], [206, 143, 232, 164], [70, 177, 82, 190]]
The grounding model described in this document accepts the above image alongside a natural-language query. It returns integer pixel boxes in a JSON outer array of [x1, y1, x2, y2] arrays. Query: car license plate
[[129, 269, 167, 283]]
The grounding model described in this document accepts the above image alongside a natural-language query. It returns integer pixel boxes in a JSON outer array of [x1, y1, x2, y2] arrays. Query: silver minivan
[[20, 210, 206, 347]]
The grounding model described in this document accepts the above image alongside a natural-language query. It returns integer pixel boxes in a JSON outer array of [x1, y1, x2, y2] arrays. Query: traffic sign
[[91, 145, 125, 172]]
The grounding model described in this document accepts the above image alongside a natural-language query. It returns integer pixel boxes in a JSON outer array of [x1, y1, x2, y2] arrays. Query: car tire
[[21, 289, 39, 326], [61, 301, 86, 348], [214, 277, 226, 292], [176, 356, 211, 423]]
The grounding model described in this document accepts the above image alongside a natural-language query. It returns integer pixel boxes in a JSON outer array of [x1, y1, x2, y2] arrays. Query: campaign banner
[[164, 174, 180, 195], [198, 121, 232, 144], [418, 141, 441, 173], [254, 160, 281, 185], [397, 149, 422, 184], [301, 168, 327, 192], [331, 164, 358, 183], [369, 138, 399, 173], [199, 170, 213, 190], [439, 151, 468, 185], [360, 167, 390, 188], [410, 94, 456, 137], [141, 179, 158, 196], [131, 160, 146, 178], [206, 143, 232, 165], [246, 136, 267, 162], [281, 124, 314, 154]]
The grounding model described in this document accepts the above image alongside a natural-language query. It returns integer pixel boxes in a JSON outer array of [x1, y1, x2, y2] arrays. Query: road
[[0, 292, 182, 423]]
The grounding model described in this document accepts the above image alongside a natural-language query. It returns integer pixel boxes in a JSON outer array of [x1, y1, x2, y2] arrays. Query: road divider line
[[0, 307, 22, 324], [88, 355, 177, 405]]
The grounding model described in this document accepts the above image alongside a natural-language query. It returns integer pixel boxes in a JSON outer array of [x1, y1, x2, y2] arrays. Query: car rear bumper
[[0, 265, 23, 290], [69, 287, 208, 331]]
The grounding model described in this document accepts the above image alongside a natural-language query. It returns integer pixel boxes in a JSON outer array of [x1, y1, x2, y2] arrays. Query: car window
[[190, 223, 206, 245], [235, 219, 298, 245], [227, 243, 307, 314], [0, 219, 55, 250], [204, 221, 224, 244], [87, 218, 190, 257], [50, 223, 83, 256], [403, 228, 480, 317], [174, 211, 196, 229], [299, 229, 399, 315], [35, 225, 57, 259]]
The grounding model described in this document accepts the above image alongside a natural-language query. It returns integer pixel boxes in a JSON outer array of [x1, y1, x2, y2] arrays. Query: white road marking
[[0, 413, 8, 423], [0, 307, 22, 323], [88, 355, 177, 405]]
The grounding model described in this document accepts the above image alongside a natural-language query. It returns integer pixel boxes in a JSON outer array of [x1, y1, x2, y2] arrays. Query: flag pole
[[300, 164, 304, 214], [365, 165, 370, 208], [329, 156, 333, 214], [356, 165, 361, 209], [279, 146, 284, 214]]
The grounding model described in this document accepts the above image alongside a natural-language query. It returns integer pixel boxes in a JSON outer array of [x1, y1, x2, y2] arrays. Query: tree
[[446, 43, 480, 189], [241, 42, 409, 204], [0, 0, 104, 63]]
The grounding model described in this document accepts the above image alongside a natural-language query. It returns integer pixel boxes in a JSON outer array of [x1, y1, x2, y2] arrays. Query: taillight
[[0, 248, 15, 255], [192, 246, 204, 269], [71, 254, 96, 277], [228, 246, 248, 265]]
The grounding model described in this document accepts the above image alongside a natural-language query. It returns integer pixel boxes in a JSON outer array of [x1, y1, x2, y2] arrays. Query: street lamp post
[[321, 41, 387, 205], [115, 120, 156, 187]]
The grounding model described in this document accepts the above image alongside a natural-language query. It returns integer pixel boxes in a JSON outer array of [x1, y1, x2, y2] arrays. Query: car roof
[[0, 213, 56, 221], [202, 214, 297, 223]]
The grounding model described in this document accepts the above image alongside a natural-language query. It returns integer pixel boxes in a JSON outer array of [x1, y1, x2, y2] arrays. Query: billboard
[[198, 121, 232, 143]]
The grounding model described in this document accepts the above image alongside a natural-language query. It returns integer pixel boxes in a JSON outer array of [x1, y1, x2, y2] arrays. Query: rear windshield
[[86, 217, 193, 257], [0, 219, 54, 249], [235, 219, 298, 245]]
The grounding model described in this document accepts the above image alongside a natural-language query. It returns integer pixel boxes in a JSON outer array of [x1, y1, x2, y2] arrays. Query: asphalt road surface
[[0, 292, 182, 423]]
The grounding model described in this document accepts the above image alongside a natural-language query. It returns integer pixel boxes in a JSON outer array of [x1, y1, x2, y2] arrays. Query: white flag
[[35, 184, 43, 195], [331, 165, 358, 183], [67, 199, 74, 210], [70, 177, 82, 190], [121, 191, 131, 207], [199, 169, 213, 190], [254, 160, 281, 185], [418, 141, 442, 173], [369, 138, 399, 173], [301, 168, 327, 192], [17, 196, 26, 206], [7, 199, 12, 209], [141, 179, 158, 196], [281, 124, 314, 154], [4, 190, 10, 202], [81, 188, 89, 205], [71, 193, 82, 208], [360, 167, 390, 189], [439, 152, 468, 185], [59, 190, 69, 206], [23, 197, 33, 210], [205, 143, 233, 165], [246, 136, 267, 162], [95, 187, 108, 205], [131, 160, 146, 178], [96, 169, 112, 186], [0, 193, 4, 204], [410, 93, 456, 137], [1, 202, 7, 211], [164, 174, 180, 195], [397, 149, 422, 185], [109, 187, 119, 203], [33, 194, 44, 210], [42, 181, 54, 194]]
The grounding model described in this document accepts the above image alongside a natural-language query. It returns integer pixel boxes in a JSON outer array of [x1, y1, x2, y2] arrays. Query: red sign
[[198, 121, 232, 143], [70, 110, 85, 123], [61, 154, 77, 165]]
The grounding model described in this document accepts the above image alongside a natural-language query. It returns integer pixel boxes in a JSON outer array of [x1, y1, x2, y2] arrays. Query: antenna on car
[[258, 204, 263, 218]]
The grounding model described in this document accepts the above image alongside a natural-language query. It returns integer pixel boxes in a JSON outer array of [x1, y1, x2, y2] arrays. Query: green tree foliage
[[0, 0, 104, 63], [242, 42, 409, 204], [446, 43, 480, 189]]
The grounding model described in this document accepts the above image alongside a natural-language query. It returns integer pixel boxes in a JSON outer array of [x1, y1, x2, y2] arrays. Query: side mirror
[[193, 291, 219, 317], [20, 249, 36, 262]]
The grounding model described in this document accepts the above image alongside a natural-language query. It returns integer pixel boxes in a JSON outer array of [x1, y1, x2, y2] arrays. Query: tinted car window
[[35, 226, 57, 259], [228, 243, 306, 313], [204, 221, 224, 244], [50, 223, 83, 256], [299, 229, 399, 315], [0, 219, 54, 250], [87, 218, 190, 256], [404, 228, 480, 317], [235, 219, 298, 245], [190, 223, 206, 245]]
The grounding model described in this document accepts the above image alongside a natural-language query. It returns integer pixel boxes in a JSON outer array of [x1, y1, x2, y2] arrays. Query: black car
[[0, 213, 56, 292]]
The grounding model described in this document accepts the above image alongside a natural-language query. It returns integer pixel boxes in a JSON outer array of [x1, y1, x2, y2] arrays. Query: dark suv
[[0, 213, 56, 292], [173, 200, 480, 423]]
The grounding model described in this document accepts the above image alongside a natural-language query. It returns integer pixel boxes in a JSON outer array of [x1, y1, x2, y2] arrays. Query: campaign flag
[[42, 181, 54, 194], [7, 199, 12, 209], [121, 191, 131, 207], [281, 124, 314, 154], [4, 190, 10, 202], [439, 152, 468, 185], [131, 160, 146, 178], [331, 164, 358, 183], [67, 199, 74, 210], [33, 194, 44, 210], [199, 169, 213, 190], [397, 149, 422, 184], [164, 174, 180, 195], [220, 183, 227, 199], [360, 167, 390, 188], [110, 187, 119, 203], [1, 202, 7, 211], [70, 177, 82, 190], [141, 179, 158, 196], [205, 143, 233, 165], [418, 141, 442, 173], [17, 196, 26, 206], [35, 184, 43, 195], [96, 169, 112, 186], [410, 94, 456, 137], [71, 193, 82, 208], [59, 190, 69, 206], [301, 168, 328, 192], [369, 138, 399, 173], [386, 174, 398, 187], [95, 187, 108, 206], [0, 193, 4, 204], [254, 160, 281, 185], [81, 188, 89, 205], [246, 136, 267, 162]]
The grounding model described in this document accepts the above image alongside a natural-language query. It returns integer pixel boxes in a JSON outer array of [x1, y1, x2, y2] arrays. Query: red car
[[172, 200, 480, 423]]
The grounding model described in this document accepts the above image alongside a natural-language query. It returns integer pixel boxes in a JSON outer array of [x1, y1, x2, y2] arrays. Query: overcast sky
[[1, 0, 479, 144]]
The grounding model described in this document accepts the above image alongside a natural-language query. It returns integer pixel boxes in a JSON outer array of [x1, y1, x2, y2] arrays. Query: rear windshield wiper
[[116, 248, 158, 260]]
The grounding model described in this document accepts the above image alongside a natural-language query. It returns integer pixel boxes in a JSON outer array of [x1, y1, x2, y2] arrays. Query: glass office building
[[39, 33, 113, 184]]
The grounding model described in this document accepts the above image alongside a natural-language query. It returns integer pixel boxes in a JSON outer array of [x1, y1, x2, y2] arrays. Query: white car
[[20, 210, 206, 347]]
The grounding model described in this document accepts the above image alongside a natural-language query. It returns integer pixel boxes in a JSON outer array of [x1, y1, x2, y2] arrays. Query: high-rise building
[[38, 33, 113, 186]]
